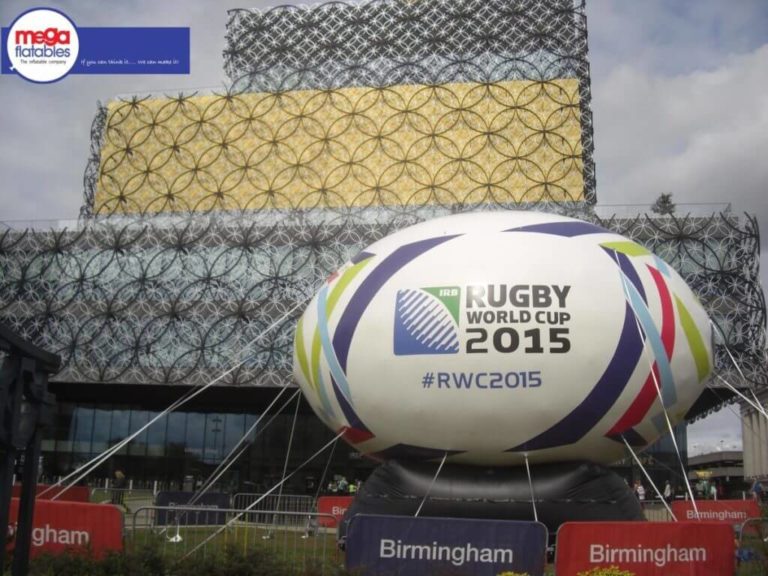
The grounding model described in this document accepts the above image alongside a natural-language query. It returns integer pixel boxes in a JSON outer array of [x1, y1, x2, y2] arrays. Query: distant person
[[338, 477, 349, 493], [663, 481, 672, 502], [634, 480, 645, 505], [710, 482, 718, 500], [111, 469, 126, 506], [751, 479, 763, 502]]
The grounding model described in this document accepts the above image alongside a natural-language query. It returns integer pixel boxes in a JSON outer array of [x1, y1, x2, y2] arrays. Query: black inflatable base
[[341, 459, 643, 538]]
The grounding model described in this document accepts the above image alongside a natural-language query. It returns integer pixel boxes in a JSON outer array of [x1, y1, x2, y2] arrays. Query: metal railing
[[738, 517, 768, 572], [641, 501, 675, 522], [129, 505, 341, 573], [232, 493, 315, 519], [593, 202, 734, 219], [89, 487, 155, 510]]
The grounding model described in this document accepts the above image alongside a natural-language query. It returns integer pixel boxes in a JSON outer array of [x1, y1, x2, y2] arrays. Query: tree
[[651, 193, 676, 215]]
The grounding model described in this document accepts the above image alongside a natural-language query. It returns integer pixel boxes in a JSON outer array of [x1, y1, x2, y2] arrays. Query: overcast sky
[[1, 0, 766, 455]]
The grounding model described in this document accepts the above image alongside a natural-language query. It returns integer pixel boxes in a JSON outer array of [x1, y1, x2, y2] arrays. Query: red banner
[[670, 499, 760, 526], [11, 484, 90, 502], [317, 496, 353, 527], [7, 498, 123, 557], [556, 522, 735, 576]]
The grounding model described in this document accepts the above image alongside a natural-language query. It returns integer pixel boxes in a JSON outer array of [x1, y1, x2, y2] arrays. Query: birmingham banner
[[345, 514, 548, 576]]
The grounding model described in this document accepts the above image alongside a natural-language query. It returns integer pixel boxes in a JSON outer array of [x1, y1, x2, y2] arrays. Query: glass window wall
[[41, 400, 369, 492]]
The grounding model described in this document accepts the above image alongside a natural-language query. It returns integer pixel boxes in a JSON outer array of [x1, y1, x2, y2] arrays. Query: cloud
[[593, 43, 768, 213], [587, 0, 768, 75], [587, 0, 768, 292], [591, 42, 768, 297], [687, 406, 744, 454]]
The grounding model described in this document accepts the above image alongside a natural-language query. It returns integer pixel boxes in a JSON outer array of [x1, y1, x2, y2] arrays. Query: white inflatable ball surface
[[293, 212, 712, 465]]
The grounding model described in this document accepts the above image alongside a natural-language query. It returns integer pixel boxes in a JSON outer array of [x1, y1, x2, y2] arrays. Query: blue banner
[[154, 491, 230, 526], [345, 514, 548, 576], [2, 27, 189, 75]]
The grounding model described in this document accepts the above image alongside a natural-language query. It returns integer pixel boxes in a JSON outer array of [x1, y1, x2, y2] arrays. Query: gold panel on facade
[[96, 79, 584, 215]]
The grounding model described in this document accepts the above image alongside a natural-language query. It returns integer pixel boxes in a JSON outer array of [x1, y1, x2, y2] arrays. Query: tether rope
[[523, 453, 538, 522], [265, 392, 302, 537], [415, 452, 448, 518], [188, 387, 300, 507], [612, 251, 699, 516], [622, 435, 678, 520], [181, 429, 346, 559]]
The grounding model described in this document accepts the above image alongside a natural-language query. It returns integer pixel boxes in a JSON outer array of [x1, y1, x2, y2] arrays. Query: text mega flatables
[[293, 212, 712, 466]]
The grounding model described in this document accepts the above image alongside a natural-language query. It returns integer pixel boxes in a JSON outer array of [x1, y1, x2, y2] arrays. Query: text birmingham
[[379, 538, 513, 567]]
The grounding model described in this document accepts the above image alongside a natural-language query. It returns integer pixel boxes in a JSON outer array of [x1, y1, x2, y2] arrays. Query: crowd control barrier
[[233, 493, 314, 514], [737, 517, 768, 570], [128, 506, 340, 573]]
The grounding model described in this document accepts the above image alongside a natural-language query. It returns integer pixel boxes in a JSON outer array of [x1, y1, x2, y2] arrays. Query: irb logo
[[393, 286, 461, 356], [14, 28, 71, 46]]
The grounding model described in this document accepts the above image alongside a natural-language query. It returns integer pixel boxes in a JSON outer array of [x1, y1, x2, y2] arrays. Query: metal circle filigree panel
[[0, 211, 764, 391]]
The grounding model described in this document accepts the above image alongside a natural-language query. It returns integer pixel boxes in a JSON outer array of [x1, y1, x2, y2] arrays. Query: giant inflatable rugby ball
[[293, 212, 712, 465]]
